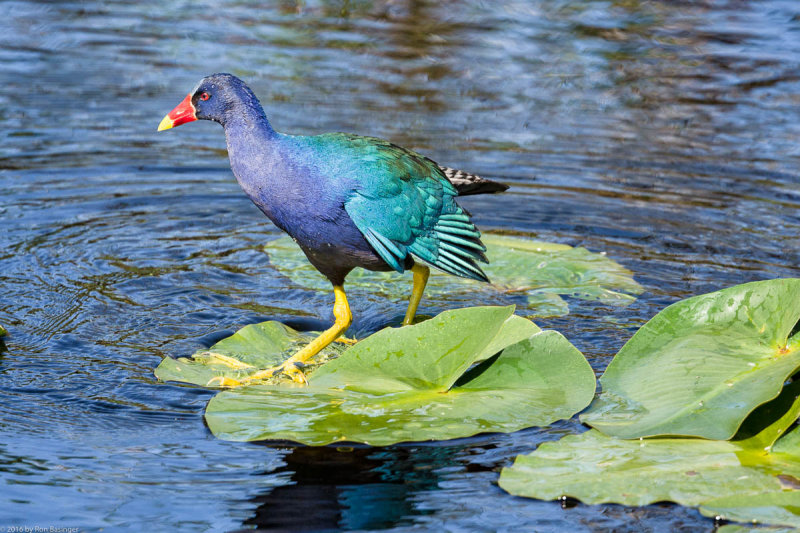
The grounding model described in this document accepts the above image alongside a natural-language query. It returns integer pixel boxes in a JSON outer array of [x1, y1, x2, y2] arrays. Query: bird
[[158, 73, 507, 386]]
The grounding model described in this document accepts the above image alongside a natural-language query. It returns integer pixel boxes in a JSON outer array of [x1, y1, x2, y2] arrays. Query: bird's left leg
[[212, 285, 352, 387], [403, 263, 430, 326]]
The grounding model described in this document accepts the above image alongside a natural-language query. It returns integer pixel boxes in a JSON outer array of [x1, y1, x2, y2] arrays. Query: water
[[1, 0, 799, 530]]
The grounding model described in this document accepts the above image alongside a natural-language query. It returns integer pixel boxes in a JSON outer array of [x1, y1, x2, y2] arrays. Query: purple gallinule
[[158, 74, 507, 385]]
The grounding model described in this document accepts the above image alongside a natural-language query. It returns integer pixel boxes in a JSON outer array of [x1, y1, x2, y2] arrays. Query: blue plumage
[[165, 74, 501, 286]]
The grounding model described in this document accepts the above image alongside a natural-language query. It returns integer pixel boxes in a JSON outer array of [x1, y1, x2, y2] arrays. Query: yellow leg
[[213, 285, 352, 387], [403, 263, 430, 326]]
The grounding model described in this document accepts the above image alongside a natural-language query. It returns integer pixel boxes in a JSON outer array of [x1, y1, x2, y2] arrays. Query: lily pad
[[718, 526, 798, 533], [498, 381, 800, 528], [700, 493, 800, 528], [581, 278, 800, 439], [203, 306, 596, 445], [265, 233, 642, 318], [0, 325, 6, 337], [155, 321, 347, 387]]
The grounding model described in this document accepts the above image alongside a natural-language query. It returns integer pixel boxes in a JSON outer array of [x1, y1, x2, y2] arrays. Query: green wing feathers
[[337, 134, 490, 282], [424, 213, 489, 281]]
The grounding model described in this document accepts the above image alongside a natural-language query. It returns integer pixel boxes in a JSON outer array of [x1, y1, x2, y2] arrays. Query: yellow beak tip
[[157, 116, 174, 132]]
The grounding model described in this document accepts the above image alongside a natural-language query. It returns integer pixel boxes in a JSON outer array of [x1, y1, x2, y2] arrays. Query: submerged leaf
[[499, 381, 800, 528], [718, 526, 798, 533], [480, 234, 643, 306], [700, 492, 800, 528], [201, 307, 594, 445], [500, 429, 797, 504], [264, 233, 642, 318], [500, 428, 800, 527], [582, 278, 800, 440]]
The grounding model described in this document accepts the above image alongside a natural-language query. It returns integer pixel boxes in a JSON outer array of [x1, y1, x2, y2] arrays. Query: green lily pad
[[718, 526, 798, 533], [0, 325, 6, 337], [155, 321, 347, 387], [581, 278, 800, 439], [203, 306, 595, 445], [700, 493, 800, 528], [264, 233, 642, 318], [498, 381, 800, 528]]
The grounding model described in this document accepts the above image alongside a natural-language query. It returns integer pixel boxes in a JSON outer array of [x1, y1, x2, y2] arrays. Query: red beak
[[157, 93, 197, 131]]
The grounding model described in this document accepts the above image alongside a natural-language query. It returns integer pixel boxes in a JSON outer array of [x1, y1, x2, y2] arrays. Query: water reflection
[[235, 435, 712, 533], [239, 445, 459, 531]]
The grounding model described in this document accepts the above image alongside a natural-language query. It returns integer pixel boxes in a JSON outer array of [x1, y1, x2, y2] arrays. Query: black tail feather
[[438, 165, 509, 196]]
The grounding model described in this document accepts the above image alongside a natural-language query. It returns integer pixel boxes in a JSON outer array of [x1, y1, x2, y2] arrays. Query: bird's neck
[[221, 105, 283, 201], [222, 102, 276, 144]]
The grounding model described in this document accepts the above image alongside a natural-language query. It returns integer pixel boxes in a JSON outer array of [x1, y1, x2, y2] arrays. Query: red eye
[[199, 92, 210, 101]]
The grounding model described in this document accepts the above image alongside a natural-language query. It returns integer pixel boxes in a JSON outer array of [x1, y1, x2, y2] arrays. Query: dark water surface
[[2, 0, 799, 531]]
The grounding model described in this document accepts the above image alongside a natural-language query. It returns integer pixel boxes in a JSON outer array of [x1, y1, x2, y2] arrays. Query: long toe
[[206, 375, 245, 387]]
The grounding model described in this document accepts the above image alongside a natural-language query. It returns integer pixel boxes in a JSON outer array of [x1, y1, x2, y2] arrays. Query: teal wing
[[332, 134, 489, 282]]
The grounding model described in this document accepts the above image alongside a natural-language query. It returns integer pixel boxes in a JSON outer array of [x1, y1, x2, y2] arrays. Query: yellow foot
[[271, 361, 309, 384], [206, 361, 308, 388], [206, 284, 353, 389], [334, 335, 358, 345]]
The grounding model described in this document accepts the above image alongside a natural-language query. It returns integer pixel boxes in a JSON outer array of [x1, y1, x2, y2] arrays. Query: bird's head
[[157, 73, 261, 131]]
